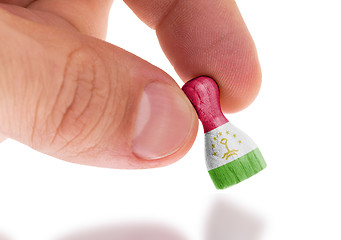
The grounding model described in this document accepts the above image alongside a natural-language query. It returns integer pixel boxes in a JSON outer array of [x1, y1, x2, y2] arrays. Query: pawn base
[[208, 148, 266, 189]]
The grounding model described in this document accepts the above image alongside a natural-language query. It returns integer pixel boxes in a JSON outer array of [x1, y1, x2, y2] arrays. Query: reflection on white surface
[[59, 224, 186, 240], [54, 197, 264, 240], [205, 197, 263, 240], [0, 233, 11, 240]]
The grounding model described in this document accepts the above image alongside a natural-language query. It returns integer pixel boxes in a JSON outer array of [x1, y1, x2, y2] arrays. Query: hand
[[0, 0, 261, 169]]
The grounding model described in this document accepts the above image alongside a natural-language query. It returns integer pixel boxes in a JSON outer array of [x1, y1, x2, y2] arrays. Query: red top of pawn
[[182, 76, 228, 133]]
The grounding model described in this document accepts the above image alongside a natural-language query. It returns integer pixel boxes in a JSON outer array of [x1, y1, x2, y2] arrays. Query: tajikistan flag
[[204, 122, 266, 189]]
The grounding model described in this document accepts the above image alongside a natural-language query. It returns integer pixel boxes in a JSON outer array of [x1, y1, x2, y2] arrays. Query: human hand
[[0, 0, 261, 169]]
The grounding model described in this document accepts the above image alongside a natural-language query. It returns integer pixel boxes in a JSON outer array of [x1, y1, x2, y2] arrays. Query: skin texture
[[0, 0, 261, 169]]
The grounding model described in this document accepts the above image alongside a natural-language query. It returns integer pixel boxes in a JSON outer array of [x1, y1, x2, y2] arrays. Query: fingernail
[[132, 82, 195, 160]]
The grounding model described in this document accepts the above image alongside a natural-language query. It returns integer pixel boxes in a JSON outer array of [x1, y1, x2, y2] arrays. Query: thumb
[[0, 9, 197, 169], [0, 133, 6, 143]]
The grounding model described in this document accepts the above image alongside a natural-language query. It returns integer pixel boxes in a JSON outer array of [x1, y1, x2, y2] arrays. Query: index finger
[[124, 0, 261, 113]]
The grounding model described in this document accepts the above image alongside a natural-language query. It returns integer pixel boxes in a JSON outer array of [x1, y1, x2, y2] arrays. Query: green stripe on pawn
[[208, 148, 266, 189]]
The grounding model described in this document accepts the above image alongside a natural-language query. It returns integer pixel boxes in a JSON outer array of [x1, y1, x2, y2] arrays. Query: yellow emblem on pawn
[[220, 138, 238, 160]]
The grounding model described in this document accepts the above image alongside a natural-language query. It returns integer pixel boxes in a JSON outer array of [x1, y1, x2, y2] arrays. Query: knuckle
[[48, 46, 111, 152]]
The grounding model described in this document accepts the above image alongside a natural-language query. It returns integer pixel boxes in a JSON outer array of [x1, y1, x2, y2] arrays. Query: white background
[[1, 0, 341, 239]]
